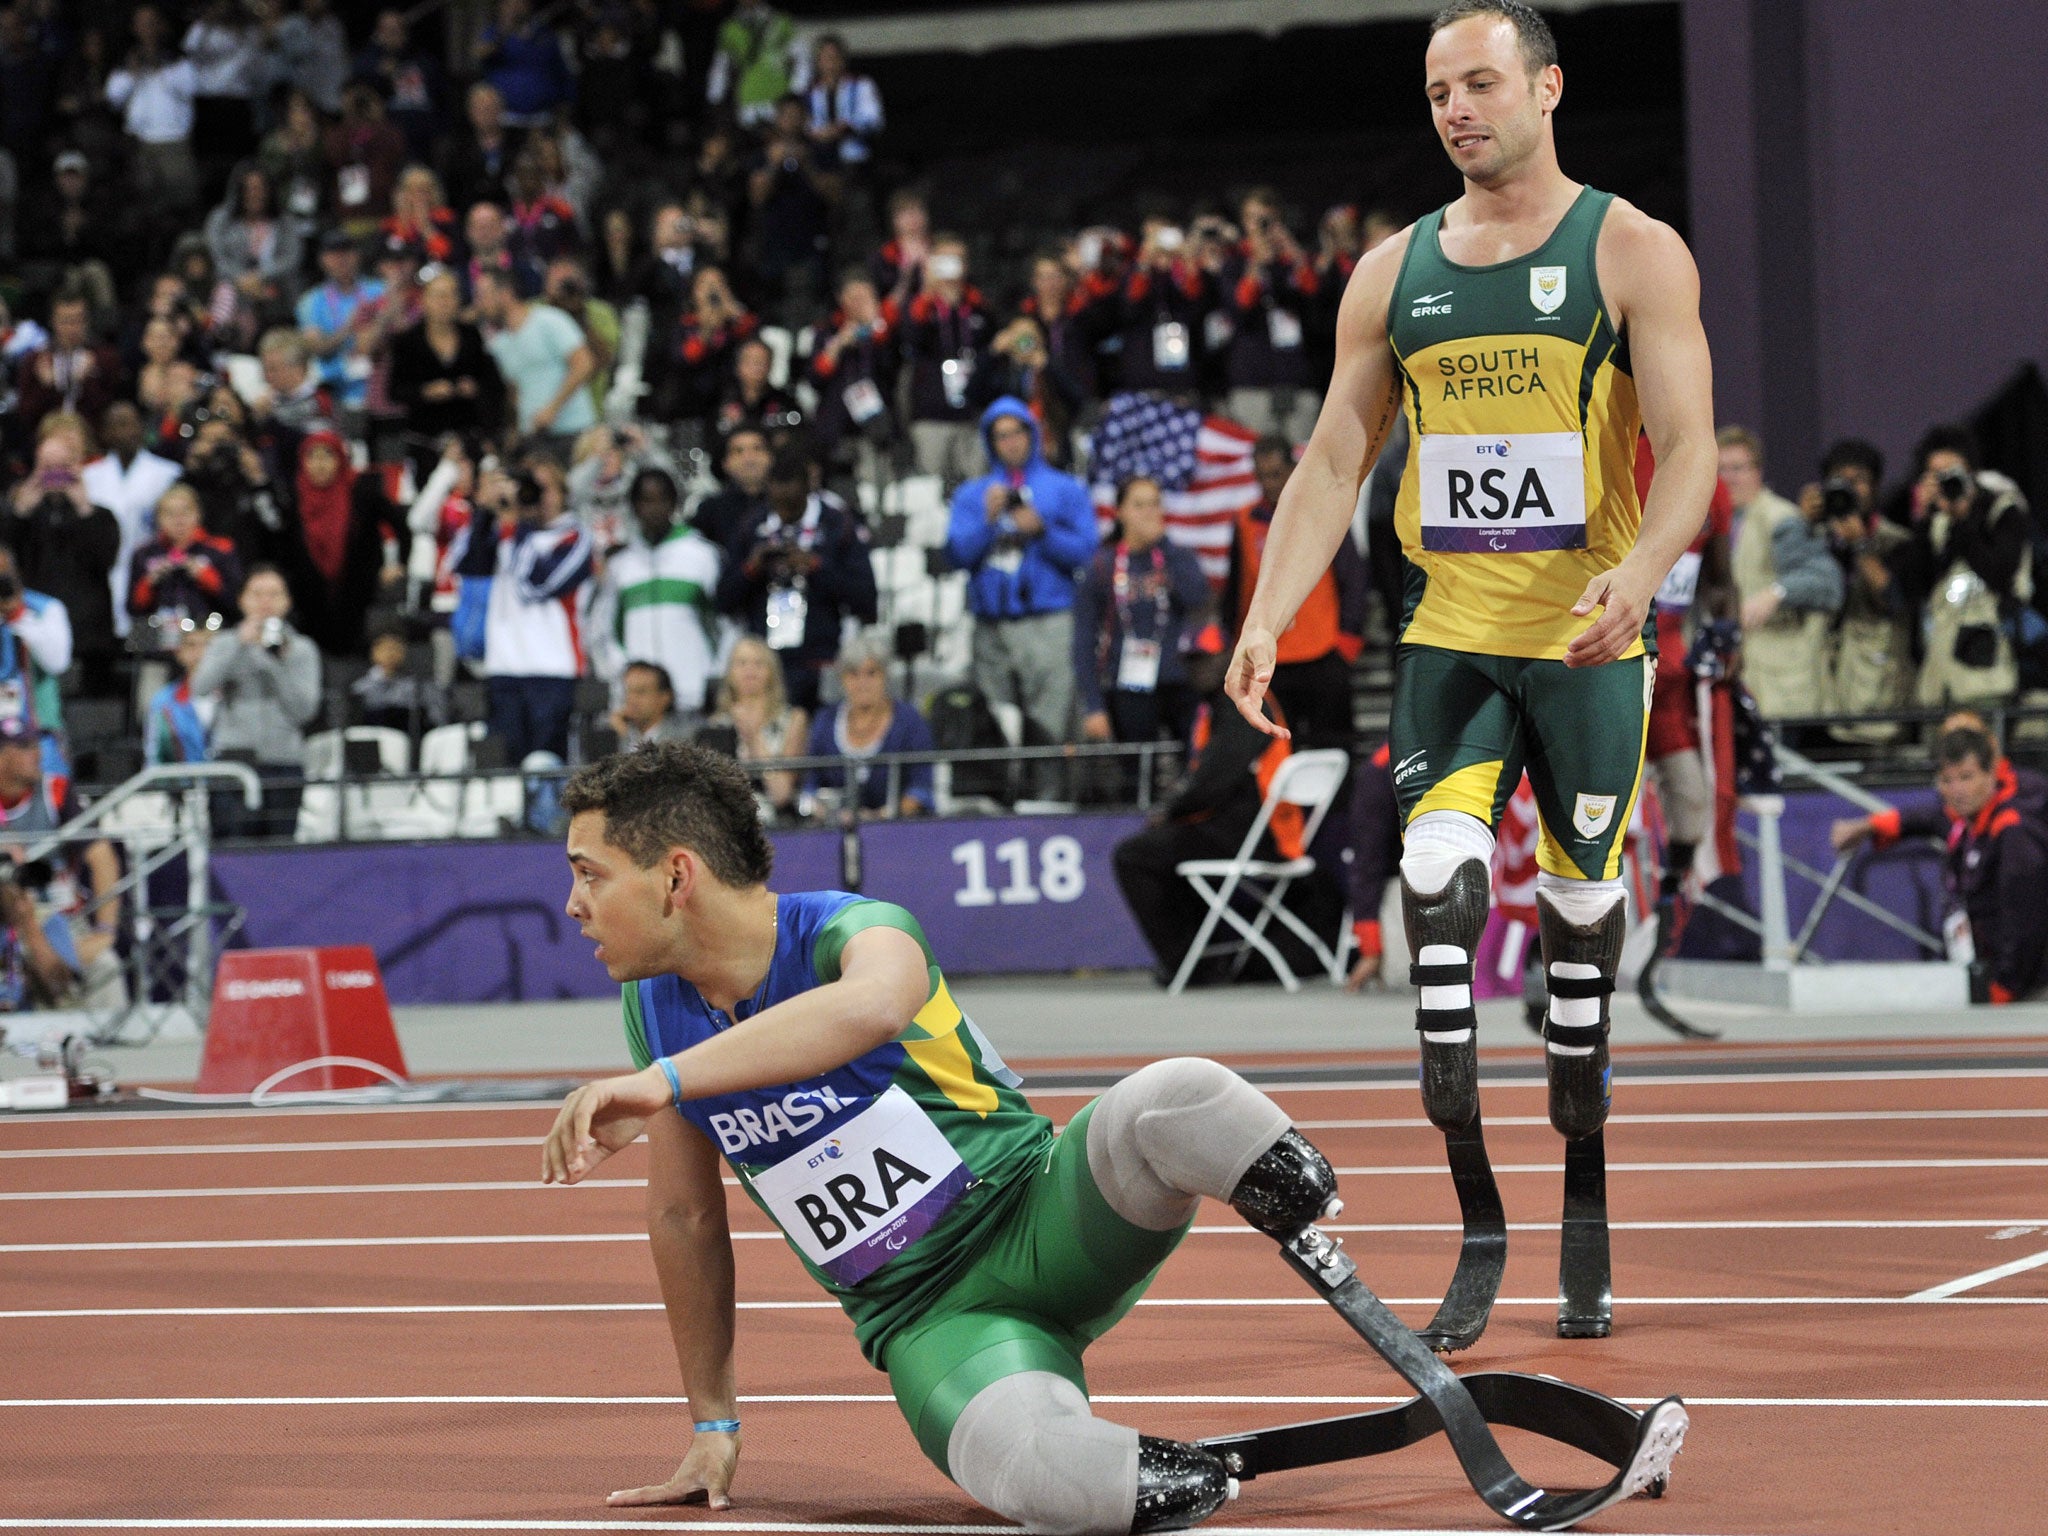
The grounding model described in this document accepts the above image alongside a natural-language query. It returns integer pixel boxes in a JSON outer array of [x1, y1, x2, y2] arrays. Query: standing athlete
[[538, 744, 1688, 1531], [1226, 0, 1716, 1343]]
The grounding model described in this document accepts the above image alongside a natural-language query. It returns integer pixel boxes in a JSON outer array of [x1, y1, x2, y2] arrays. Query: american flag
[[1089, 392, 1259, 585]]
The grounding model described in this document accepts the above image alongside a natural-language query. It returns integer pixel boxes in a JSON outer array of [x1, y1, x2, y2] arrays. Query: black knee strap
[[1542, 1018, 1606, 1049], [1409, 961, 1473, 988], [1544, 972, 1614, 1000]]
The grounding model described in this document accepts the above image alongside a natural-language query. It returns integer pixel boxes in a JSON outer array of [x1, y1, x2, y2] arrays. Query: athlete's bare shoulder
[[1593, 198, 1699, 326], [1335, 223, 1418, 348]]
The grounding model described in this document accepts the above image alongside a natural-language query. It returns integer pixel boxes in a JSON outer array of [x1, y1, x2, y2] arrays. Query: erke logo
[[1530, 265, 1567, 315], [1410, 289, 1454, 317]]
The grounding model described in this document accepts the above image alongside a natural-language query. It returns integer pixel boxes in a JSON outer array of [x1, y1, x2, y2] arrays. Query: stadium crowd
[[0, 1, 2043, 1005]]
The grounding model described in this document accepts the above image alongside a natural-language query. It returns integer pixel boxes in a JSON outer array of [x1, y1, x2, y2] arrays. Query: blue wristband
[[694, 1418, 740, 1434], [657, 1056, 684, 1115]]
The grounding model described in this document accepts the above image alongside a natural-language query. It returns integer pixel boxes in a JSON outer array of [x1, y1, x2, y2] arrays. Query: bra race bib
[[749, 1085, 973, 1286], [1418, 431, 1587, 554]]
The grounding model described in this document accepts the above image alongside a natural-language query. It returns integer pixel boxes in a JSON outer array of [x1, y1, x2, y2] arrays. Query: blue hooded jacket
[[946, 397, 1099, 620]]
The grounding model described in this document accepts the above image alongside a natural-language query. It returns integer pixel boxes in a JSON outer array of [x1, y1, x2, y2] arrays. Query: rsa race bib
[[1418, 431, 1587, 554], [749, 1086, 973, 1286]]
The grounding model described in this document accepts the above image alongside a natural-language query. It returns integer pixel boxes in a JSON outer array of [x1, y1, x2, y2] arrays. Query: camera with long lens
[[1821, 476, 1861, 519], [0, 857, 55, 893], [1936, 466, 1973, 503]]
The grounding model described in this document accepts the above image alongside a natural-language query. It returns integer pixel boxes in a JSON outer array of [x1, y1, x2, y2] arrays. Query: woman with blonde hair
[[705, 633, 806, 812]]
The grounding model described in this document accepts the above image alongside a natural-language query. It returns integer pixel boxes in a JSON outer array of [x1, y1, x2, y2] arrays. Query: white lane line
[[0, 1137, 536, 1161], [3, 1295, 2045, 1321], [2, 1392, 2044, 1410], [6, 1218, 2043, 1256], [1906, 1245, 2048, 1301], [12, 1106, 2046, 1160], [4, 1063, 2047, 1126], [9, 1157, 2046, 1201]]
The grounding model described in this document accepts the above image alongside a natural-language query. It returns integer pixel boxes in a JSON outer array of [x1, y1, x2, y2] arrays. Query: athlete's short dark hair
[[562, 742, 773, 885], [1430, 1, 1559, 75], [1935, 725, 1997, 774]]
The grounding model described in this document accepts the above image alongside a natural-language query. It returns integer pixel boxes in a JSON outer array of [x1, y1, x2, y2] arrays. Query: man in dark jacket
[[1834, 723, 2048, 1003], [3, 431, 122, 696], [946, 397, 1098, 781], [715, 444, 876, 711], [1111, 635, 1343, 986]]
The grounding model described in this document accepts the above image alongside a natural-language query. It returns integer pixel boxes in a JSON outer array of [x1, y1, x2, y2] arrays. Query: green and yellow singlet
[[1387, 186, 1644, 661]]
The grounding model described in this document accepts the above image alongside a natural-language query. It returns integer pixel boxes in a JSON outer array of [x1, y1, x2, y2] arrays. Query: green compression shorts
[[881, 1098, 1191, 1473], [1389, 642, 1653, 881]]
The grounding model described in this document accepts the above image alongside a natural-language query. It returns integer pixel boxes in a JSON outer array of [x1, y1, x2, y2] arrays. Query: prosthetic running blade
[[1217, 1221, 1687, 1530], [1557, 1131, 1613, 1339], [1414, 1108, 1507, 1354], [1637, 900, 1720, 1041]]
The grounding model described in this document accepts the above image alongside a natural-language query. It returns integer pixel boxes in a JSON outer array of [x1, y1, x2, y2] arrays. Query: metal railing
[[16, 763, 260, 1044]]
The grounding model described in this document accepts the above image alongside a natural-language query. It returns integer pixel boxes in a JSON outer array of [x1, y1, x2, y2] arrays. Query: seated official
[[1833, 722, 2048, 1003], [801, 634, 935, 819]]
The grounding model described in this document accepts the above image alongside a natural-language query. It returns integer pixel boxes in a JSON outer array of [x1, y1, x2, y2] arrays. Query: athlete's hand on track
[[1565, 562, 1659, 669], [1225, 626, 1289, 737], [607, 1430, 740, 1510], [541, 1069, 665, 1185]]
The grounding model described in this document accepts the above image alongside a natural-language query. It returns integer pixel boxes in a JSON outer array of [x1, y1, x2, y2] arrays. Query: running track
[[4, 1038, 2046, 1535]]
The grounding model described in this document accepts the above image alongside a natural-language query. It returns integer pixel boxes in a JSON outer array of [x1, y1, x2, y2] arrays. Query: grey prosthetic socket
[[1535, 882, 1627, 1140], [947, 1372, 1142, 1535], [1401, 858, 1492, 1132], [1086, 1058, 1293, 1232]]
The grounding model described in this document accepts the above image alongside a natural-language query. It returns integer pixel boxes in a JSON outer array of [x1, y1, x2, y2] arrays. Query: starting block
[[196, 947, 406, 1095]]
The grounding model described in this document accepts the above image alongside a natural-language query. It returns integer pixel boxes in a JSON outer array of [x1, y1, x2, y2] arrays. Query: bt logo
[[1477, 440, 1513, 457]]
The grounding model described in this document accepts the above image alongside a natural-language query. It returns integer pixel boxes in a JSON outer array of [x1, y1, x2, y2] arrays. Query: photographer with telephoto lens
[[1803, 439, 1913, 738], [1904, 425, 2037, 709]]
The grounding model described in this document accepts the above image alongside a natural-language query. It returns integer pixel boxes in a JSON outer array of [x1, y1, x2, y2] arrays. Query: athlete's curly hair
[[1430, 0, 1560, 75], [562, 742, 774, 886]]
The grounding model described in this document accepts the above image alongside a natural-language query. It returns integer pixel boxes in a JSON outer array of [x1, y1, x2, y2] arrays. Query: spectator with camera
[[946, 399, 1098, 781], [801, 631, 935, 820], [1903, 426, 2036, 709], [987, 252, 1099, 472], [1221, 189, 1322, 442], [449, 453, 592, 763], [128, 481, 242, 660], [189, 562, 321, 840], [806, 270, 899, 486], [658, 264, 759, 435], [900, 233, 993, 486], [716, 444, 876, 712], [1073, 474, 1212, 754], [177, 404, 289, 570], [1110, 216, 1219, 397], [871, 188, 931, 309], [1832, 723, 2048, 1003], [3, 425, 122, 698], [1809, 439, 1914, 735], [1720, 424, 1838, 720], [748, 94, 834, 313], [475, 264, 595, 451]]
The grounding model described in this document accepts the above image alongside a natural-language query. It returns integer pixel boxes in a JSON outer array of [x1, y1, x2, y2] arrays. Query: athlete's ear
[[1539, 63, 1562, 115]]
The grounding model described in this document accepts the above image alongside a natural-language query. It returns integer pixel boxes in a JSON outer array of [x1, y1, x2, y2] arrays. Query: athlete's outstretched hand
[[541, 1068, 665, 1185], [1565, 562, 1659, 669], [607, 1430, 740, 1510], [1225, 625, 1290, 738]]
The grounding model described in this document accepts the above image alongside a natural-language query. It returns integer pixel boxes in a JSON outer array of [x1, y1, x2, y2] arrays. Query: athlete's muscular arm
[[542, 926, 932, 1184], [1567, 206, 1717, 668], [608, 1111, 742, 1510], [1226, 232, 1409, 735]]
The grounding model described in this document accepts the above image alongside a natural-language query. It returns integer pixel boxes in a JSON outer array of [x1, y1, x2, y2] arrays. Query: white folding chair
[[1166, 748, 1351, 995]]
